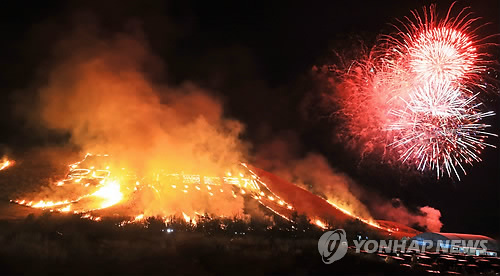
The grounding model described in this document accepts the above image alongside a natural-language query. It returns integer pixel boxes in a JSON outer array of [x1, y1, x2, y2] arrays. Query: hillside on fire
[[0, 0, 499, 275], [3, 151, 419, 238]]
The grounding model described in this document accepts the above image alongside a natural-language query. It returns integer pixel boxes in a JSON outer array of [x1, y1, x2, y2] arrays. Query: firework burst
[[383, 3, 491, 88], [388, 82, 496, 180], [328, 3, 497, 180], [382, 3, 497, 179]]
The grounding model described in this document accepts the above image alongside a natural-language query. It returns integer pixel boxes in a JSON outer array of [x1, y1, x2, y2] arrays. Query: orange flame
[[12, 154, 300, 229], [182, 212, 197, 225], [315, 220, 327, 229], [0, 158, 13, 171], [91, 180, 123, 209], [326, 200, 392, 232]]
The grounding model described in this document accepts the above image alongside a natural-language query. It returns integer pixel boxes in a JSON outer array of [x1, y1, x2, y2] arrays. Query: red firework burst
[[388, 81, 496, 180], [384, 2, 491, 88], [329, 3, 497, 180]]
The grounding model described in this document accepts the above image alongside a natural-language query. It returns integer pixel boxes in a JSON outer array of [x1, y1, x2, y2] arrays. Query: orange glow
[[0, 158, 13, 171], [81, 214, 101, 221], [182, 212, 197, 225], [326, 200, 391, 232], [13, 153, 390, 236], [32, 200, 71, 208], [182, 212, 190, 222], [59, 205, 71, 212], [92, 180, 123, 208], [315, 220, 327, 229], [13, 154, 292, 219]]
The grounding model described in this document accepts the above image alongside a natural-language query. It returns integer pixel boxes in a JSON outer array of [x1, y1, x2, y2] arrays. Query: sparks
[[388, 82, 496, 179], [385, 3, 487, 88], [330, 3, 496, 180]]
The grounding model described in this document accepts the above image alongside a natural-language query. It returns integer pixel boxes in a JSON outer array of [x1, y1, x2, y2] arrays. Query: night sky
[[0, 1, 499, 238]]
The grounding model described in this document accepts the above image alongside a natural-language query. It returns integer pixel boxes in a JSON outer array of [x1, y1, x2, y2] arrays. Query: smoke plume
[[254, 136, 374, 222], [373, 198, 443, 232], [33, 24, 247, 217], [254, 135, 443, 231]]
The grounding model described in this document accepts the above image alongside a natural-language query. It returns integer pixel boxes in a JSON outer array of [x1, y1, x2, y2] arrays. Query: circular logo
[[318, 229, 348, 264]]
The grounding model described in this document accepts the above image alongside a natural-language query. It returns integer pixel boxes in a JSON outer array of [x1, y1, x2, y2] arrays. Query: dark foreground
[[0, 212, 497, 275]]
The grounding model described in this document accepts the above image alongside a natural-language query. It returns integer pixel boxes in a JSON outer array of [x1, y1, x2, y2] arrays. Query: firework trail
[[330, 3, 497, 179]]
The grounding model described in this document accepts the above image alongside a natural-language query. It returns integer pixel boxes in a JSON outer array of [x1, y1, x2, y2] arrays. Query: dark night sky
[[0, 1, 499, 238]]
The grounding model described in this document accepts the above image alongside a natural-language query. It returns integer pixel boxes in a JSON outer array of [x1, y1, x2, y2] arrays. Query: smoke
[[254, 135, 374, 222], [254, 135, 444, 231], [419, 206, 443, 232], [31, 23, 248, 217], [372, 198, 443, 232], [13, 15, 445, 229]]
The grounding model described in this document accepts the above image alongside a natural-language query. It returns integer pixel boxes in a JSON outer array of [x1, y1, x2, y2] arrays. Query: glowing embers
[[326, 199, 390, 232], [58, 153, 115, 188], [182, 174, 200, 184], [159, 166, 296, 222], [0, 157, 14, 171], [159, 171, 263, 200], [203, 176, 221, 185], [81, 213, 101, 221], [160, 172, 257, 189], [315, 220, 327, 229], [242, 164, 294, 211], [12, 199, 71, 208], [117, 214, 145, 227]]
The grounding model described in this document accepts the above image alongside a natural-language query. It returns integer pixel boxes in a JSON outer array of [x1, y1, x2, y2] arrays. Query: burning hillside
[[11, 153, 292, 222], [2, 27, 435, 239], [9, 152, 419, 238]]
